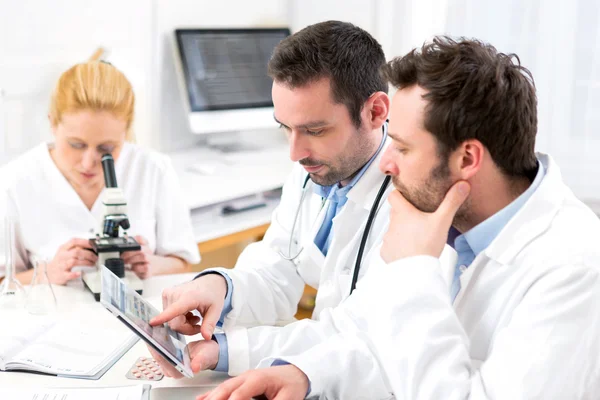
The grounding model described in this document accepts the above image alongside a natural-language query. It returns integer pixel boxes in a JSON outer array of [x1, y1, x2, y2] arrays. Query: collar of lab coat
[[482, 153, 566, 265], [346, 137, 392, 211]]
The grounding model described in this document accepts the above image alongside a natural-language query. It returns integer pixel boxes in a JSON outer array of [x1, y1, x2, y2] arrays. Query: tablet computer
[[100, 266, 193, 378]]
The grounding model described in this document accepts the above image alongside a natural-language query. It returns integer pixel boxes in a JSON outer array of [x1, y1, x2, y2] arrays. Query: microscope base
[[82, 269, 144, 301]]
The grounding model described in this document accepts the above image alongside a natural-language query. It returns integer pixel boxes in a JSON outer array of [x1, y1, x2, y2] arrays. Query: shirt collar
[[312, 123, 387, 200], [458, 158, 546, 256]]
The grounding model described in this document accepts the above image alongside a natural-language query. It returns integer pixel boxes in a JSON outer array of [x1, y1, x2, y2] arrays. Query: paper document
[[0, 384, 149, 400], [0, 309, 138, 379]]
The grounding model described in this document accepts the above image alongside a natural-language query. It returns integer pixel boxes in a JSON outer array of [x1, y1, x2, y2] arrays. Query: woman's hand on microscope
[[121, 235, 152, 279], [47, 238, 98, 285]]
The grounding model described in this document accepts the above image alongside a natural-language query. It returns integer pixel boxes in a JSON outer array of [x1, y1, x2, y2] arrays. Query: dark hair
[[268, 20, 388, 128], [383, 36, 538, 178]]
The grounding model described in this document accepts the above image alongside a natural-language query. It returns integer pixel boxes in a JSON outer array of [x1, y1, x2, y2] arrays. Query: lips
[[303, 165, 323, 173], [80, 172, 96, 179]]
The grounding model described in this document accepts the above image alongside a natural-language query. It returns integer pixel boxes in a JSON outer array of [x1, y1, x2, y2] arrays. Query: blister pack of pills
[[125, 356, 164, 381]]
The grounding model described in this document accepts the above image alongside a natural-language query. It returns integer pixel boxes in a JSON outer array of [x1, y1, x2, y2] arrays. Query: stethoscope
[[279, 173, 391, 295]]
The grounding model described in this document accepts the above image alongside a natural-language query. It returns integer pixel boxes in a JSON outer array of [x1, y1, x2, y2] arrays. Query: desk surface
[[0, 273, 227, 395], [170, 144, 293, 244], [169, 145, 294, 210]]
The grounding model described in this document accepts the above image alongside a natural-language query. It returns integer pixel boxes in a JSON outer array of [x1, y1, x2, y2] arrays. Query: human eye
[[305, 129, 324, 136], [69, 142, 86, 150], [98, 144, 116, 154], [278, 123, 291, 132]]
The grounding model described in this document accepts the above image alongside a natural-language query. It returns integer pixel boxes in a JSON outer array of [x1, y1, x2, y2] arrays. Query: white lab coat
[[206, 139, 394, 375], [251, 154, 600, 400], [0, 142, 200, 276]]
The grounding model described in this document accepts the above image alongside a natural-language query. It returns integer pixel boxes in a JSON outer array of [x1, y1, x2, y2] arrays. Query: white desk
[[169, 145, 294, 243], [0, 273, 227, 395]]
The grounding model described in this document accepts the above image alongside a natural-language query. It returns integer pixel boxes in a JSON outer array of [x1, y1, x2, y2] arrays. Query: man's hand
[[121, 235, 152, 279], [47, 238, 97, 285], [149, 274, 228, 340], [147, 339, 219, 378], [381, 181, 470, 263], [196, 364, 309, 400]]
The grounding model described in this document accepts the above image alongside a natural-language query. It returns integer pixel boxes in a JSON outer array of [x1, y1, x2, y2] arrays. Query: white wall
[[0, 0, 153, 154]]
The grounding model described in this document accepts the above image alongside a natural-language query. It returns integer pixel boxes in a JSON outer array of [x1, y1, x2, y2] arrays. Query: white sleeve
[[205, 167, 307, 329], [224, 288, 391, 389], [154, 157, 200, 264], [277, 256, 600, 399], [223, 244, 390, 376]]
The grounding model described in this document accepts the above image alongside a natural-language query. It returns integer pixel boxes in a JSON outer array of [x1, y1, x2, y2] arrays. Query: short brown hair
[[268, 20, 388, 128], [383, 36, 538, 178]]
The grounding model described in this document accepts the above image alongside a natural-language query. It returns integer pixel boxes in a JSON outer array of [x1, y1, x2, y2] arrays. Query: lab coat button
[[459, 265, 467, 273]]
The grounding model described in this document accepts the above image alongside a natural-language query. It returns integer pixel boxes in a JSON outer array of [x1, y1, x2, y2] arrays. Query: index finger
[[150, 299, 196, 326], [204, 376, 254, 400]]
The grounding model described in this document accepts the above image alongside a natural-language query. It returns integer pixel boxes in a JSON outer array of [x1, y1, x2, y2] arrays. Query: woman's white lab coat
[[205, 139, 393, 375], [249, 154, 600, 399], [0, 142, 200, 275]]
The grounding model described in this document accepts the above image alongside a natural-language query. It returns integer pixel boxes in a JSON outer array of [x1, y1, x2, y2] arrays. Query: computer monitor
[[174, 28, 290, 135]]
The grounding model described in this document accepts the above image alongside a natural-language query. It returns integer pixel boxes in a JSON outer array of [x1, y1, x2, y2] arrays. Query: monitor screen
[[175, 28, 290, 112]]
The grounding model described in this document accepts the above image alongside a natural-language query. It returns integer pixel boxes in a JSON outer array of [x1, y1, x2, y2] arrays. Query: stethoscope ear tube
[[349, 175, 392, 295]]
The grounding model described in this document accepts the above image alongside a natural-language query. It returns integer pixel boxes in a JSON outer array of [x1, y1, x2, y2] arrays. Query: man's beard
[[393, 158, 470, 228], [301, 125, 374, 187]]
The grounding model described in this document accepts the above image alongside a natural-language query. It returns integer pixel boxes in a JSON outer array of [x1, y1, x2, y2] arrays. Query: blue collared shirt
[[450, 159, 546, 300]]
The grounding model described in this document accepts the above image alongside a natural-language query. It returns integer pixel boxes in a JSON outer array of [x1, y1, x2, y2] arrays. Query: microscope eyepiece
[[101, 153, 118, 188]]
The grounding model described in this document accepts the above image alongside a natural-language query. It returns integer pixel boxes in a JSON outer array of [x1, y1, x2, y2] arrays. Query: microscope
[[82, 153, 144, 301]]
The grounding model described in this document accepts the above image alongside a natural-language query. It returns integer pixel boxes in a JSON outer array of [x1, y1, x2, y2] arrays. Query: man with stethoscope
[[149, 20, 395, 376]]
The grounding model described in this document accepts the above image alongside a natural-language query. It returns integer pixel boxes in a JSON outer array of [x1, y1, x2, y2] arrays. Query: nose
[[81, 148, 98, 171], [288, 131, 310, 162], [379, 145, 399, 176]]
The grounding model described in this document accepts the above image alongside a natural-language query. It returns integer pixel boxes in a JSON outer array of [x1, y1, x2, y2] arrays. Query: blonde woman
[[0, 59, 200, 285]]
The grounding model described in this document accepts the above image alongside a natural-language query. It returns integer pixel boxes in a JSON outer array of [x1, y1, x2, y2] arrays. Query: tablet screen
[[100, 267, 185, 364]]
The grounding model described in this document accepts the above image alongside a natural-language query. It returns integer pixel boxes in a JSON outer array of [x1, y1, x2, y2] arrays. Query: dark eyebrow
[[273, 115, 328, 130], [387, 131, 410, 146]]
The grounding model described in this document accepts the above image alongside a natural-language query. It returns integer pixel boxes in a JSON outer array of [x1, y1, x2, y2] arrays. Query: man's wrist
[[194, 271, 229, 298]]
